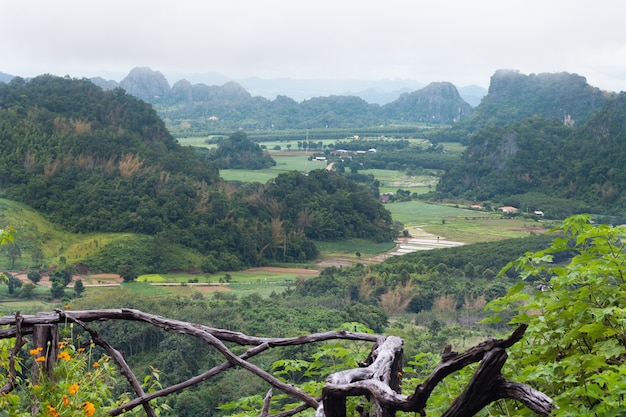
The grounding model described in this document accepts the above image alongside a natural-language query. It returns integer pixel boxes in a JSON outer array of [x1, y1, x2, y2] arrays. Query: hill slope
[[0, 75, 395, 272], [437, 92, 626, 218], [463, 70, 612, 130]]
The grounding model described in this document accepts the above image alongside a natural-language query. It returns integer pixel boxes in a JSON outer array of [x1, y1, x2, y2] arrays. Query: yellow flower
[[63, 304, 71, 309], [92, 362, 100, 367], [63, 395, 69, 406], [35, 356, 46, 362], [68, 383, 79, 395], [83, 401, 95, 416], [29, 347, 43, 355], [58, 351, 71, 361], [78, 347, 85, 352]]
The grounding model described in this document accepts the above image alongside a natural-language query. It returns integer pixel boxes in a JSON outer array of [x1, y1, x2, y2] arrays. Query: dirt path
[[313, 226, 464, 269]]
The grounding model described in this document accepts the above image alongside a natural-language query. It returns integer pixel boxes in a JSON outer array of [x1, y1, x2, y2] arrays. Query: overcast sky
[[2, 0, 626, 92]]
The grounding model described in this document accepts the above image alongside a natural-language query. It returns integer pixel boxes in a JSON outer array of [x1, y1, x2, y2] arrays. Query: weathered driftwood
[[317, 324, 554, 417], [0, 309, 554, 416]]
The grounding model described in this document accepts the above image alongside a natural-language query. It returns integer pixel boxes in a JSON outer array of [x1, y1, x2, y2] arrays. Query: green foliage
[[1, 335, 115, 416], [0, 226, 14, 247], [266, 170, 394, 242], [486, 214, 626, 415], [27, 269, 41, 285], [206, 131, 276, 169], [0, 331, 172, 417], [73, 279, 85, 296], [329, 140, 460, 173], [0, 226, 15, 283]]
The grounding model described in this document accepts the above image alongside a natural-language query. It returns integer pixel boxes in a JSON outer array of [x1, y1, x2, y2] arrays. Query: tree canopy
[[206, 131, 276, 169]]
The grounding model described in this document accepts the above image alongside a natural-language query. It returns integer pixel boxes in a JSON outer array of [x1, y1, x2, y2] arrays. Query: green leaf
[[217, 401, 238, 410]]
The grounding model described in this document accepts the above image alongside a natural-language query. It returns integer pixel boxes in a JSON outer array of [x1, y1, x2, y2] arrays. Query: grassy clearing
[[0, 198, 137, 270], [220, 151, 327, 183], [219, 169, 282, 183], [385, 200, 552, 244], [440, 142, 467, 155], [176, 136, 215, 148], [134, 269, 314, 298], [385, 201, 488, 224], [360, 168, 439, 195], [423, 216, 555, 244], [315, 239, 396, 258]]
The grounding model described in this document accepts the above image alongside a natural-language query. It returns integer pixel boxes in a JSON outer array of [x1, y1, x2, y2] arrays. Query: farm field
[[385, 201, 553, 244], [360, 168, 439, 195]]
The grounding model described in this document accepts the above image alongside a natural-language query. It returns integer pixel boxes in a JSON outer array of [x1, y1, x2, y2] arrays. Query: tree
[[117, 263, 137, 282], [50, 278, 66, 299], [21, 282, 35, 298], [5, 242, 21, 269], [49, 267, 73, 298], [27, 269, 42, 285], [486, 214, 626, 415], [74, 279, 85, 297], [6, 274, 22, 295], [207, 131, 276, 169], [30, 246, 44, 267]]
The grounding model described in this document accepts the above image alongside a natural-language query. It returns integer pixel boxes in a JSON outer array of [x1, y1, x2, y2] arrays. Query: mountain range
[[0, 68, 485, 106]]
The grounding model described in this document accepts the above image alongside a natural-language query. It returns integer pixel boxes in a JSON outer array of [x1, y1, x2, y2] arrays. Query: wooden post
[[31, 324, 59, 384]]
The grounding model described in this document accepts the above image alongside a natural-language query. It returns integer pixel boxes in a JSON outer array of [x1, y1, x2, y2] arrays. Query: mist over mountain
[[382, 82, 474, 123], [468, 69, 612, 128], [88, 67, 478, 130], [86, 67, 485, 106], [0, 71, 13, 83]]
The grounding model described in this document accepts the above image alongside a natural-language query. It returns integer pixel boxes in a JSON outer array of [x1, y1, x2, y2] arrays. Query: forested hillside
[[0, 75, 394, 273], [437, 92, 626, 219], [428, 69, 614, 145], [467, 70, 612, 128]]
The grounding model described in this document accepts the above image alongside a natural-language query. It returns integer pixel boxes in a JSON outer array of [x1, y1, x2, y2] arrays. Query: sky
[[2, 0, 626, 92]]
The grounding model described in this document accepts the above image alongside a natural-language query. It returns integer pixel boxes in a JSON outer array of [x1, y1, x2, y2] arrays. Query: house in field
[[499, 206, 518, 213], [470, 204, 483, 210], [379, 194, 391, 203]]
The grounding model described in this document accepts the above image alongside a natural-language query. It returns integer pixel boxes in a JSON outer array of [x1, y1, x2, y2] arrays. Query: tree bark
[[31, 323, 58, 384]]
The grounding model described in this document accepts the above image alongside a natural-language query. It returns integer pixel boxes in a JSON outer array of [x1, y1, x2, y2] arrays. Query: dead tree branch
[[0, 310, 554, 417]]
